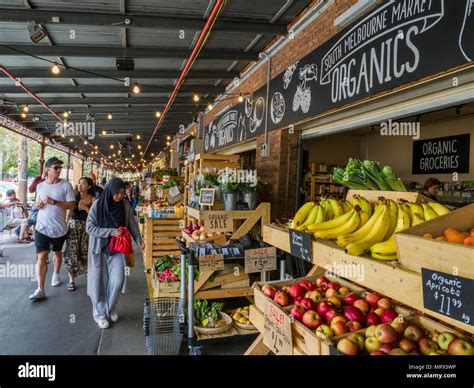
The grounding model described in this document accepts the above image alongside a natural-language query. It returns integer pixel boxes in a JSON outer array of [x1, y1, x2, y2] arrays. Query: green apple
[[365, 325, 377, 337], [365, 336, 381, 353], [347, 332, 365, 352], [437, 332, 456, 350]]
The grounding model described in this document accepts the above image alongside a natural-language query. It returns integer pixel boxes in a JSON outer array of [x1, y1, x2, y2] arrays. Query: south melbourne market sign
[[204, 0, 474, 152]]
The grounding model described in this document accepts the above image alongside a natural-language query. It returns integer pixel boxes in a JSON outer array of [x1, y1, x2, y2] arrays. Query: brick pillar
[[256, 128, 299, 220]]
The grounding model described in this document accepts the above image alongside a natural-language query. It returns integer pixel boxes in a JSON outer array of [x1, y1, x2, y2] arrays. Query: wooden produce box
[[143, 217, 182, 270], [395, 203, 474, 279], [345, 189, 432, 204]]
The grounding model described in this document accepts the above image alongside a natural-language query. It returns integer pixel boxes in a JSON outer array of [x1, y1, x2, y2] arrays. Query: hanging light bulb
[[139, 151, 143, 155], [193, 93, 200, 102], [102, 130, 107, 135], [207, 103, 213, 111], [20, 112, 26, 118], [94, 145, 98, 150], [137, 145, 141, 149], [132, 83, 140, 94], [63, 111, 69, 118], [61, 133, 66, 138], [51, 63, 60, 74], [22, 105, 29, 113], [113, 153, 116, 157], [238, 94, 244, 102], [84, 140, 88, 145], [167, 135, 171, 140], [167, 141, 170, 146], [69, 138, 73, 142], [155, 111, 161, 118], [110, 144, 114, 149], [118, 150, 122, 155], [107, 113, 112, 120], [136, 134, 141, 140]]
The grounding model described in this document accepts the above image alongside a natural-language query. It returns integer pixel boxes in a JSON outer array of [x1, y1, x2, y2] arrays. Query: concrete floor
[[0, 233, 257, 355]]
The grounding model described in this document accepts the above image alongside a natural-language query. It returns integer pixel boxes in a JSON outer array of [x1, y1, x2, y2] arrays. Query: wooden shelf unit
[[143, 217, 182, 270]]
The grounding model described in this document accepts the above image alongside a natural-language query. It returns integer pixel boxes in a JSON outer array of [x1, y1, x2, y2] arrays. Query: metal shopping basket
[[143, 297, 185, 355]]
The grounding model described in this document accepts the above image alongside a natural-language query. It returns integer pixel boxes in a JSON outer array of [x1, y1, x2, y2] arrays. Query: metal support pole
[[66, 150, 71, 182], [187, 249, 195, 341], [39, 140, 45, 176], [279, 251, 286, 280], [180, 250, 186, 302]]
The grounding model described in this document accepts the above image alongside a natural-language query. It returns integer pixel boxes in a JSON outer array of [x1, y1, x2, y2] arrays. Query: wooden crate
[[181, 230, 228, 246], [345, 189, 432, 204], [143, 217, 182, 270], [262, 224, 473, 334], [395, 203, 474, 278]]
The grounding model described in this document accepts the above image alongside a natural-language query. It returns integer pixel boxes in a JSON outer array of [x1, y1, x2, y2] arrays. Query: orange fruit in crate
[[463, 236, 474, 246], [461, 231, 470, 238], [443, 227, 459, 238], [422, 233, 434, 239], [446, 232, 466, 244], [435, 236, 447, 241]]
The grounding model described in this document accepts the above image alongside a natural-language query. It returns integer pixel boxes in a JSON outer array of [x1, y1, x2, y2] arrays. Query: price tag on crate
[[199, 254, 224, 272], [421, 268, 474, 326], [288, 229, 312, 262], [264, 302, 292, 355], [244, 247, 277, 273], [204, 211, 234, 232]]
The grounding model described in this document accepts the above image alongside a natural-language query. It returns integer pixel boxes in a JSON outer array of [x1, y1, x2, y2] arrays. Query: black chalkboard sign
[[421, 268, 473, 326], [236, 201, 249, 210], [288, 229, 312, 262], [412, 134, 470, 174], [199, 188, 215, 206]]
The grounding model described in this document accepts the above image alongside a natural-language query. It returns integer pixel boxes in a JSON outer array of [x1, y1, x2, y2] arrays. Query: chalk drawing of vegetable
[[249, 97, 265, 133], [245, 94, 253, 117], [238, 113, 247, 141], [270, 92, 285, 124], [283, 61, 299, 89], [459, 0, 474, 61], [292, 63, 317, 114]]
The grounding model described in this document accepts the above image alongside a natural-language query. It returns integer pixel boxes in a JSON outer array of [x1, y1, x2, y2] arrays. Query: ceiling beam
[[0, 8, 287, 34], [3, 68, 237, 79], [0, 85, 224, 94], [4, 97, 207, 105], [5, 105, 204, 113], [0, 45, 259, 60]]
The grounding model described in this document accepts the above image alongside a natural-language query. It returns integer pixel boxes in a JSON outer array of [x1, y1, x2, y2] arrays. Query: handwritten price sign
[[244, 247, 277, 273], [264, 303, 293, 355], [289, 229, 312, 262], [422, 268, 473, 326], [199, 254, 224, 272]]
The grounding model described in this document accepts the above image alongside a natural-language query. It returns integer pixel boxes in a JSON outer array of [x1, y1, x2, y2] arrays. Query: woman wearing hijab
[[86, 178, 145, 329], [64, 177, 96, 291]]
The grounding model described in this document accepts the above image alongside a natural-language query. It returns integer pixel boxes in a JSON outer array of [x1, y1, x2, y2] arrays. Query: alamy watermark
[[380, 119, 420, 140], [0, 261, 36, 280], [54, 121, 96, 139], [217, 168, 258, 187], [324, 262, 365, 282]]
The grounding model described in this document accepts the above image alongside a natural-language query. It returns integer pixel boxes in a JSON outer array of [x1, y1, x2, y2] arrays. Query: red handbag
[[109, 227, 134, 254]]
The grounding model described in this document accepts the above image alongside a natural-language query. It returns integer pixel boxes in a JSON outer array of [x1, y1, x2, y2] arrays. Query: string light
[[102, 130, 107, 135], [166, 141, 170, 146], [22, 105, 29, 113], [137, 145, 141, 149], [107, 113, 112, 120], [110, 144, 114, 149], [167, 136, 171, 140], [94, 145, 98, 149], [84, 140, 88, 145], [63, 111, 69, 118], [132, 83, 140, 94], [193, 93, 200, 102], [155, 111, 161, 118], [207, 103, 213, 110], [136, 134, 141, 140], [69, 138, 73, 142], [238, 94, 244, 102], [51, 63, 60, 74], [20, 112, 26, 118]]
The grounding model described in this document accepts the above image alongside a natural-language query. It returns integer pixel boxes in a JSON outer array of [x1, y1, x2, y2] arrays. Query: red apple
[[281, 286, 290, 294], [274, 290, 290, 307], [419, 338, 439, 355], [346, 320, 363, 332], [338, 287, 350, 296], [332, 321, 348, 336], [389, 348, 407, 355], [324, 308, 339, 324], [404, 325, 425, 342], [289, 305, 305, 322], [365, 336, 382, 353], [317, 301, 333, 316], [288, 284, 306, 299], [306, 290, 323, 302], [399, 338, 417, 353], [365, 292, 381, 308], [437, 332, 456, 350], [343, 306, 365, 324], [347, 332, 365, 352], [365, 325, 377, 337], [377, 297, 392, 310], [390, 319, 407, 335], [294, 296, 304, 306], [353, 299, 369, 314], [327, 296, 341, 309], [315, 276, 329, 288], [343, 292, 359, 306], [298, 280, 314, 292], [447, 338, 473, 356], [302, 310, 322, 330], [375, 323, 398, 344], [380, 310, 398, 324], [327, 281, 341, 291], [262, 284, 276, 298], [299, 298, 315, 312], [331, 316, 347, 326], [316, 324, 334, 339], [378, 343, 394, 354], [370, 351, 386, 355], [325, 288, 339, 298], [366, 312, 381, 326], [337, 338, 358, 355]]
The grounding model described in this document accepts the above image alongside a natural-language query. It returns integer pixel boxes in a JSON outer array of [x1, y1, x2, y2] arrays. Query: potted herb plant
[[203, 172, 222, 200]]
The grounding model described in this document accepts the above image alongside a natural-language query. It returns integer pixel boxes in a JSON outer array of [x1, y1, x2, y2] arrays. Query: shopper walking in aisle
[[63, 177, 96, 291], [86, 178, 144, 329], [30, 157, 76, 301]]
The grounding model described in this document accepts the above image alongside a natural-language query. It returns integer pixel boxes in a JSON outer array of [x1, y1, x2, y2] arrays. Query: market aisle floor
[[0, 234, 148, 355]]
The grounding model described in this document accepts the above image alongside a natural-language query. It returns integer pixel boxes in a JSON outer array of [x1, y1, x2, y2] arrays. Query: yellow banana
[[400, 203, 413, 224], [313, 210, 360, 240], [307, 208, 356, 232], [407, 203, 424, 218], [346, 206, 390, 256], [321, 199, 333, 221], [341, 200, 353, 213], [357, 195, 373, 216], [314, 205, 325, 224], [422, 203, 438, 221], [359, 211, 370, 227], [383, 206, 398, 241], [328, 198, 343, 219], [387, 199, 398, 213], [428, 202, 450, 216], [412, 213, 425, 226], [336, 204, 385, 248], [291, 202, 315, 228], [295, 205, 319, 231], [370, 252, 398, 261], [395, 205, 411, 232]]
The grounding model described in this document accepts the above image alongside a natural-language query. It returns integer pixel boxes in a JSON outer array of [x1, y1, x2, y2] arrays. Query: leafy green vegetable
[[193, 300, 224, 328]]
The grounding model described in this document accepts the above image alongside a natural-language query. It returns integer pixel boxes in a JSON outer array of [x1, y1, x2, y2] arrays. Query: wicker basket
[[194, 312, 232, 335]]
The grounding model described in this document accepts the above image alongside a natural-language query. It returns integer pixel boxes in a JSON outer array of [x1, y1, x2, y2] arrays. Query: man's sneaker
[[51, 273, 61, 287], [97, 319, 110, 329], [110, 309, 119, 323], [29, 288, 46, 300]]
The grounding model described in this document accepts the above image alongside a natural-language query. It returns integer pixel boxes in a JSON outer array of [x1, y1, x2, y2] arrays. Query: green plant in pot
[[240, 180, 263, 210], [220, 180, 239, 211]]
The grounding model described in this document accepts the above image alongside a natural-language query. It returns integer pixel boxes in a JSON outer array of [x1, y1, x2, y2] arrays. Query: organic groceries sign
[[204, 1, 473, 152], [421, 268, 473, 326], [199, 188, 215, 206], [204, 211, 234, 232], [412, 134, 470, 174], [264, 302, 293, 355]]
